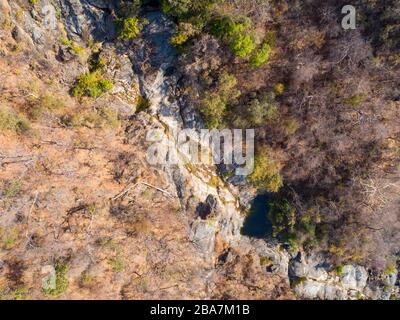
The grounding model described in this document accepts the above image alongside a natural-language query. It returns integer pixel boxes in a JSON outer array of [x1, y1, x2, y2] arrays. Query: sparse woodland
[[0, 0, 399, 300], [163, 0, 400, 270]]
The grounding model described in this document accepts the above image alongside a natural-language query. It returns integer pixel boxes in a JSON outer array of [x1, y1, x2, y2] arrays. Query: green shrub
[[170, 22, 199, 46], [230, 34, 256, 58], [274, 83, 285, 95], [210, 16, 250, 40], [249, 149, 283, 193], [72, 71, 113, 98], [60, 38, 85, 55], [29, 0, 39, 5], [161, 0, 216, 18], [161, 0, 193, 17], [268, 198, 296, 237], [285, 232, 299, 252], [200, 93, 226, 129], [210, 15, 256, 58], [117, 17, 141, 41], [0, 107, 31, 134], [250, 41, 272, 67], [200, 72, 240, 128], [245, 92, 278, 126], [299, 213, 316, 237]]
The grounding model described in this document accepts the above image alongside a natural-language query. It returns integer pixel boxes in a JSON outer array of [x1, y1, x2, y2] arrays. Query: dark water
[[241, 194, 272, 238]]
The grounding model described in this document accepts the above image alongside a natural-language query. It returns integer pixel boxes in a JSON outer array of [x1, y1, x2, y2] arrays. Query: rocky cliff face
[[0, 1, 398, 300]]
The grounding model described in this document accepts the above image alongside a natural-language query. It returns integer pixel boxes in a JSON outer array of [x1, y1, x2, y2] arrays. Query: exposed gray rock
[[289, 252, 330, 282], [294, 280, 347, 300], [31, 25, 44, 44], [289, 253, 372, 299], [242, 238, 290, 280], [190, 219, 216, 260], [126, 11, 247, 261], [41, 265, 56, 292], [340, 265, 368, 291], [60, 0, 116, 41]]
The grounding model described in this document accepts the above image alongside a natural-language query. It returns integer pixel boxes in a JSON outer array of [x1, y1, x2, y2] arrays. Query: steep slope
[[0, 0, 398, 300]]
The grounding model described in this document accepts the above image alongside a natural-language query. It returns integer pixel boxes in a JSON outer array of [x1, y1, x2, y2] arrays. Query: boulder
[[340, 265, 368, 291], [294, 280, 347, 300], [289, 252, 330, 282]]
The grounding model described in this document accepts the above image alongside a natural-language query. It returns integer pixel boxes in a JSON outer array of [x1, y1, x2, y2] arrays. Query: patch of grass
[[100, 240, 125, 273], [250, 41, 272, 68], [336, 265, 344, 276], [328, 245, 346, 258], [259, 256, 273, 267], [80, 271, 96, 288], [29, 0, 39, 5], [129, 215, 151, 235], [86, 203, 97, 216], [274, 83, 285, 95], [136, 95, 151, 113], [205, 217, 218, 227], [248, 148, 283, 193], [0, 287, 29, 300], [65, 107, 119, 129], [208, 175, 221, 188], [108, 247, 125, 273], [117, 17, 141, 41], [0, 226, 20, 250], [3, 180, 22, 198], [60, 38, 85, 55], [384, 263, 397, 275], [72, 71, 113, 98], [283, 118, 300, 136], [0, 107, 31, 134], [43, 263, 69, 296], [290, 276, 307, 288], [344, 93, 368, 108], [25, 92, 66, 119]]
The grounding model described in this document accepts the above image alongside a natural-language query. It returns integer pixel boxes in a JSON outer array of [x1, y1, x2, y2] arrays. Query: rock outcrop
[[0, 1, 398, 300]]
